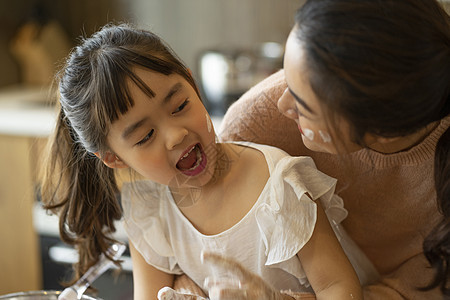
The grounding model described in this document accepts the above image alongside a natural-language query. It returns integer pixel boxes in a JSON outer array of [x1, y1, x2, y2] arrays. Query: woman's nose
[[277, 88, 298, 120], [165, 126, 188, 150]]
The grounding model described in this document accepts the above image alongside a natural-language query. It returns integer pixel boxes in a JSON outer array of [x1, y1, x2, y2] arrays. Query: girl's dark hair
[[40, 23, 199, 283], [295, 0, 450, 295]]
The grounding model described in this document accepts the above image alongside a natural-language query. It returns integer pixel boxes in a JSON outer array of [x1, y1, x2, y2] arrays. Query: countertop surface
[[0, 85, 57, 137]]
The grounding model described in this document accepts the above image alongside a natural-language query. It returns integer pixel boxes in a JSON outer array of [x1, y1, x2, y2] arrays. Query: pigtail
[[422, 125, 450, 296], [40, 106, 122, 284]]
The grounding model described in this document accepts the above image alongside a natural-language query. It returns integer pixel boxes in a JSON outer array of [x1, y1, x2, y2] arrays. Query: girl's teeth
[[182, 145, 196, 159], [178, 145, 202, 171], [186, 147, 202, 171]]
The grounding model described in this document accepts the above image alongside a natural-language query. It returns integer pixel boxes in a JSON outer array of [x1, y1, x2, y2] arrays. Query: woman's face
[[105, 68, 217, 189], [278, 28, 362, 154]]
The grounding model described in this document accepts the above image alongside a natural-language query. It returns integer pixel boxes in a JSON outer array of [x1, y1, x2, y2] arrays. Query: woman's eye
[[136, 129, 154, 146], [172, 99, 189, 114], [295, 105, 307, 118]]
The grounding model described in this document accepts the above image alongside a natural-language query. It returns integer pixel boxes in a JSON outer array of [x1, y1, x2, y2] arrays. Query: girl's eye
[[136, 129, 154, 146], [172, 99, 189, 114]]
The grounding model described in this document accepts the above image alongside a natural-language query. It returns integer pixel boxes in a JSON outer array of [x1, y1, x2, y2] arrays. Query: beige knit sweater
[[218, 70, 449, 299]]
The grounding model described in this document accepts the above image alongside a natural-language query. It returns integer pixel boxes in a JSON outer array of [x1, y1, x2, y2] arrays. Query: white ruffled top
[[122, 142, 375, 293]]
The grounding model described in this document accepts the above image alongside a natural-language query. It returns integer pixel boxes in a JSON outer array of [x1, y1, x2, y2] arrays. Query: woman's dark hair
[[295, 0, 450, 295], [40, 23, 199, 283]]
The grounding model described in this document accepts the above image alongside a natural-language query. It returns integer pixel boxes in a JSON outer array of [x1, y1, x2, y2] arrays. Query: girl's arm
[[129, 241, 174, 300], [297, 201, 362, 299]]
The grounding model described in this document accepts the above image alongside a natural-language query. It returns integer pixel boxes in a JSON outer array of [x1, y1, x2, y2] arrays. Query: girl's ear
[[93, 151, 129, 169]]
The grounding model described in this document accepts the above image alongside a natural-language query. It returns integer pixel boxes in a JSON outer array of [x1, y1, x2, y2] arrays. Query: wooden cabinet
[[0, 134, 45, 294]]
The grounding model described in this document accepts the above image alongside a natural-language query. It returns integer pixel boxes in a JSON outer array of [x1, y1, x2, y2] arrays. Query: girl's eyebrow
[[121, 82, 183, 140], [288, 87, 315, 114], [163, 82, 182, 104], [122, 118, 148, 140]]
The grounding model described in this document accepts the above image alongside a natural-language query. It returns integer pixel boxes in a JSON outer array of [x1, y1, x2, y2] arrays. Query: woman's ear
[[93, 151, 129, 169], [364, 134, 402, 145], [362, 133, 404, 153]]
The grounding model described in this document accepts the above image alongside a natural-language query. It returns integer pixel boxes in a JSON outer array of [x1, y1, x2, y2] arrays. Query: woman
[[166, 0, 450, 299]]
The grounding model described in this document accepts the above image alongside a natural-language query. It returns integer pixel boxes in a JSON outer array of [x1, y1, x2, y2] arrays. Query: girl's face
[[106, 68, 217, 188], [278, 28, 362, 154]]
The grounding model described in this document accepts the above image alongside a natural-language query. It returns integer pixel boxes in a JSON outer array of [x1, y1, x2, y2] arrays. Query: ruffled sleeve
[[255, 155, 347, 282], [121, 181, 183, 274]]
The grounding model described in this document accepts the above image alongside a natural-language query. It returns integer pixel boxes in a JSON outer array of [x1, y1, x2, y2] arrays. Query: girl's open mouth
[[176, 143, 207, 176]]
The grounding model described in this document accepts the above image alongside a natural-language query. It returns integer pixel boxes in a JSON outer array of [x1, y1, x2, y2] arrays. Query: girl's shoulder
[[222, 141, 291, 173], [220, 141, 337, 193]]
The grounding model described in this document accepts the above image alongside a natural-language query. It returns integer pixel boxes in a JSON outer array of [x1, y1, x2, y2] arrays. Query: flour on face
[[303, 128, 315, 141], [319, 130, 332, 143], [206, 113, 212, 133]]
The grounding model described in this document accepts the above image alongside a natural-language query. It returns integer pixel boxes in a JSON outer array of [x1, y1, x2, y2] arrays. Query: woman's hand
[[158, 286, 209, 300]]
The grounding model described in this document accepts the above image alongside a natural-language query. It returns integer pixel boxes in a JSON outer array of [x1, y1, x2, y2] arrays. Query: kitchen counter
[[0, 85, 56, 293], [0, 85, 57, 137]]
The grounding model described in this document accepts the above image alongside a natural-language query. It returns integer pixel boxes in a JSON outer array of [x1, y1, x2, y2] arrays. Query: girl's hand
[[158, 286, 209, 300], [201, 252, 291, 300], [158, 252, 297, 300]]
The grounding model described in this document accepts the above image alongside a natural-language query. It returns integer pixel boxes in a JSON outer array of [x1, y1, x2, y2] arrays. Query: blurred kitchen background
[[1, 0, 450, 299], [0, 0, 304, 114], [0, 0, 305, 299]]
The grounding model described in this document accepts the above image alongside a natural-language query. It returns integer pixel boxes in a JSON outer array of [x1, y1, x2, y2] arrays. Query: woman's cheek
[[302, 128, 315, 141], [318, 130, 332, 143], [302, 127, 333, 144]]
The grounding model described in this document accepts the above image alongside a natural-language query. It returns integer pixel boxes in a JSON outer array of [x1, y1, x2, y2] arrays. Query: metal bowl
[[0, 291, 100, 300]]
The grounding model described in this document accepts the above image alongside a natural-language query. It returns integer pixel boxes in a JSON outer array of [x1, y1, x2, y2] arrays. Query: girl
[[197, 0, 450, 299], [41, 24, 376, 299]]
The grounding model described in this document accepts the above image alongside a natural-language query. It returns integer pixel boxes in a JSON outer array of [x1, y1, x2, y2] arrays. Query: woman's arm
[[298, 201, 362, 299], [129, 241, 174, 300]]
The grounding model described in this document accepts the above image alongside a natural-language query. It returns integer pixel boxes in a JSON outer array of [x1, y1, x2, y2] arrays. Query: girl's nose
[[165, 125, 188, 150], [277, 88, 298, 120]]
